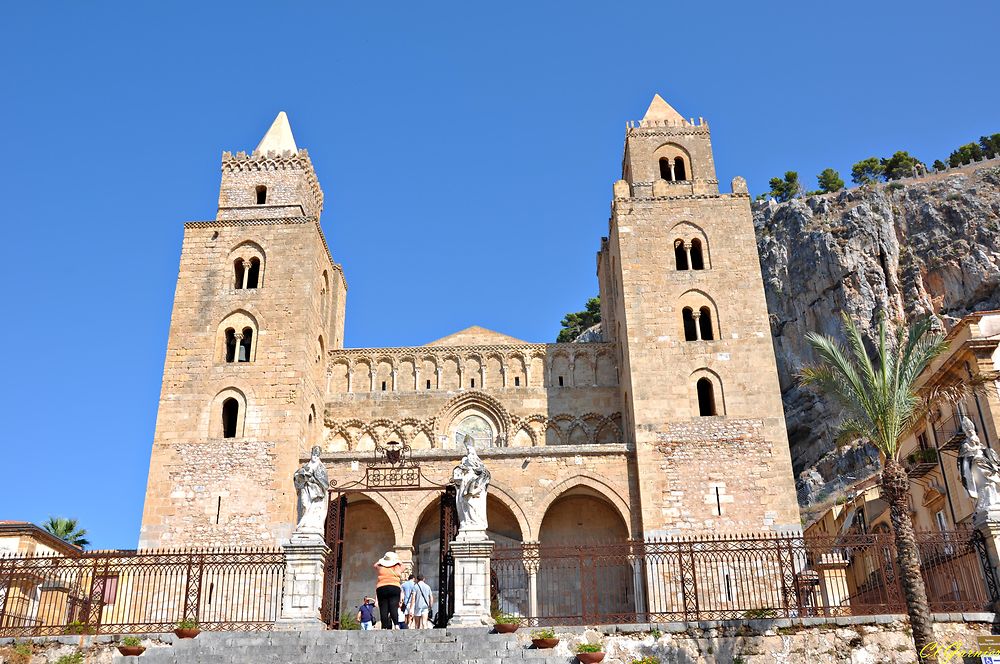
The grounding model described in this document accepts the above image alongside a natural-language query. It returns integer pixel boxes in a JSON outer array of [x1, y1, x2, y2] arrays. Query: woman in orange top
[[373, 551, 404, 629]]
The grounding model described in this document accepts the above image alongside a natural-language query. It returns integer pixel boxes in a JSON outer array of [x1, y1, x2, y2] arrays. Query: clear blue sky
[[1, 2, 996, 549]]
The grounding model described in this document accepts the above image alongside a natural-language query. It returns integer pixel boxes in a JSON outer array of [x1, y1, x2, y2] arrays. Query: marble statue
[[293, 446, 330, 536], [957, 415, 1000, 512], [452, 435, 491, 534]]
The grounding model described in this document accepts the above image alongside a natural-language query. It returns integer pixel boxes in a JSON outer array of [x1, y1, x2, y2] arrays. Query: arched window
[[696, 378, 717, 416], [222, 398, 239, 438], [682, 307, 697, 341], [674, 239, 689, 271], [224, 328, 237, 363], [698, 307, 714, 341], [690, 238, 705, 270], [239, 327, 253, 362], [234, 260, 245, 290], [255, 185, 267, 205], [246, 257, 261, 289], [659, 158, 674, 181], [674, 157, 687, 181]]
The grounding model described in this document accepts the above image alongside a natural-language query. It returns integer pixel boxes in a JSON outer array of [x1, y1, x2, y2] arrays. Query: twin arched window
[[674, 238, 706, 271], [234, 257, 261, 289], [682, 307, 715, 341], [224, 327, 254, 362], [659, 157, 688, 182]]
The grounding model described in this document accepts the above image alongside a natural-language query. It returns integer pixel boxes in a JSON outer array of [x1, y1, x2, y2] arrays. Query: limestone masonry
[[139, 98, 801, 587]]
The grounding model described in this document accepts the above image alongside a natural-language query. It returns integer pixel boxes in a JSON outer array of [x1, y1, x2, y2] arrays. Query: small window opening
[[674, 239, 689, 270], [674, 157, 687, 181], [514, 376, 520, 387], [255, 185, 267, 205], [238, 327, 253, 362], [426, 379, 432, 389], [470, 379, 475, 388], [699, 307, 714, 341], [697, 378, 717, 416], [234, 260, 245, 289], [246, 257, 261, 289], [558, 376, 564, 387], [224, 328, 237, 363], [682, 308, 697, 341], [690, 239, 705, 270], [381, 381, 387, 391], [222, 398, 239, 438]]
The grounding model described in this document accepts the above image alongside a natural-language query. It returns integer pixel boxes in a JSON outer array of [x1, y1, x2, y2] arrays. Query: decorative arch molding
[[530, 473, 634, 539], [678, 289, 721, 341], [432, 390, 512, 445], [344, 491, 406, 548], [229, 238, 267, 258]]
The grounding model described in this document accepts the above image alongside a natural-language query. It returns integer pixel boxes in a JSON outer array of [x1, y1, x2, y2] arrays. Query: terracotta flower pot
[[174, 628, 201, 639], [531, 637, 559, 649], [577, 652, 605, 664], [494, 622, 519, 633], [118, 645, 145, 656]]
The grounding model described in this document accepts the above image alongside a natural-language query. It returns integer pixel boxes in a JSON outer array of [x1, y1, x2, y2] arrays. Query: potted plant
[[531, 627, 559, 649], [493, 612, 519, 633], [118, 636, 146, 656], [576, 643, 605, 663], [174, 619, 201, 639]]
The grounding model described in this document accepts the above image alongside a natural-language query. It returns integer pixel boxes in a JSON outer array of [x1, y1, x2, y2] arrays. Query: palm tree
[[42, 516, 90, 549], [800, 314, 949, 656]]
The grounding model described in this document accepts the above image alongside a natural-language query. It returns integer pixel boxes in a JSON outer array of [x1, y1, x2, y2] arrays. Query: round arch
[[530, 472, 634, 539], [432, 391, 512, 447]]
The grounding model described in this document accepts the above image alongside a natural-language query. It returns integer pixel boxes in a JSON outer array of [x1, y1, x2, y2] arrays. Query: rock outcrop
[[753, 160, 1000, 512]]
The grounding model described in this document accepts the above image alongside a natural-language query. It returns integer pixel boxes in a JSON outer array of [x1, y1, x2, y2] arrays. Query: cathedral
[[139, 95, 801, 614]]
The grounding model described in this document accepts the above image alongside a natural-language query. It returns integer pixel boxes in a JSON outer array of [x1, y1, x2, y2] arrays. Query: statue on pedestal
[[293, 446, 330, 536], [957, 415, 1000, 513], [452, 436, 491, 534]]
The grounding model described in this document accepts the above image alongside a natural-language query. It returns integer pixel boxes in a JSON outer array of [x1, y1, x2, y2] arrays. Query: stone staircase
[[118, 628, 573, 664]]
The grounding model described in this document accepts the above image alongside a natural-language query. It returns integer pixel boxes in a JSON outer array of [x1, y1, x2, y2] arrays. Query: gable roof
[[426, 326, 530, 347]]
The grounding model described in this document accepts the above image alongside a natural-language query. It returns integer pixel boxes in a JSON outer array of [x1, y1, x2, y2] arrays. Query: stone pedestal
[[974, 509, 1000, 611], [449, 534, 495, 627], [275, 533, 330, 631]]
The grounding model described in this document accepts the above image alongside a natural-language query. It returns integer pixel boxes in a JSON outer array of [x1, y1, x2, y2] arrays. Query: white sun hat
[[376, 551, 401, 567]]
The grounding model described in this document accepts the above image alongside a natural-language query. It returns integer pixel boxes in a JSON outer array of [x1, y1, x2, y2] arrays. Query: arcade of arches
[[333, 483, 631, 616]]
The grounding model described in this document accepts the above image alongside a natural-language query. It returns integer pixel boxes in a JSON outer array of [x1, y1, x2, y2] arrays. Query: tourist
[[356, 596, 376, 630], [373, 551, 404, 629], [410, 574, 434, 629], [399, 573, 415, 629]]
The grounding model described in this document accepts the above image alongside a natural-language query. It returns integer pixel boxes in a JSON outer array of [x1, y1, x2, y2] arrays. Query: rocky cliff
[[753, 160, 1000, 513]]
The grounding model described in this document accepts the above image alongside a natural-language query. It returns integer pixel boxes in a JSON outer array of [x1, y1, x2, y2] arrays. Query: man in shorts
[[356, 596, 376, 630], [399, 573, 415, 628], [410, 574, 434, 629]]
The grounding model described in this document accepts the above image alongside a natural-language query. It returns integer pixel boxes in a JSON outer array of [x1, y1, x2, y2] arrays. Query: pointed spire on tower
[[641, 94, 685, 124], [254, 111, 298, 155]]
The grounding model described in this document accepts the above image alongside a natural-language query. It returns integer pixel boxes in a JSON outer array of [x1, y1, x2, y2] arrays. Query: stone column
[[683, 242, 692, 269], [391, 369, 398, 392], [436, 367, 442, 389], [275, 533, 330, 630], [369, 369, 376, 392], [241, 259, 252, 289], [815, 552, 850, 616], [414, 368, 421, 390], [692, 311, 702, 341], [523, 542, 540, 618], [448, 532, 495, 627]]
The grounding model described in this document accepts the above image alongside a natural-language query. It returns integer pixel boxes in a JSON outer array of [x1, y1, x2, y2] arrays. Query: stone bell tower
[[139, 112, 347, 549], [597, 94, 800, 537]]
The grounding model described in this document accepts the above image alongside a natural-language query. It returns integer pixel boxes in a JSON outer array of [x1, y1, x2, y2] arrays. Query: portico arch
[[339, 496, 397, 617], [530, 473, 633, 539]]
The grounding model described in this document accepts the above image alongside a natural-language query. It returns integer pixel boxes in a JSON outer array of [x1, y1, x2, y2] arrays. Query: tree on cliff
[[949, 142, 984, 167], [850, 157, 884, 185], [767, 171, 800, 202], [42, 516, 90, 549], [556, 296, 600, 342], [881, 151, 925, 180], [816, 168, 844, 193], [800, 315, 949, 657], [981, 134, 1000, 158]]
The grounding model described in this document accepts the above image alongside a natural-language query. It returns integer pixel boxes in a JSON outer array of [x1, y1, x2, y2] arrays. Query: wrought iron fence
[[0, 548, 285, 637], [490, 530, 997, 626]]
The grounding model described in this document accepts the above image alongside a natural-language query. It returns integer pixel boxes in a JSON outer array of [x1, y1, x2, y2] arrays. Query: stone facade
[[139, 97, 800, 579]]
